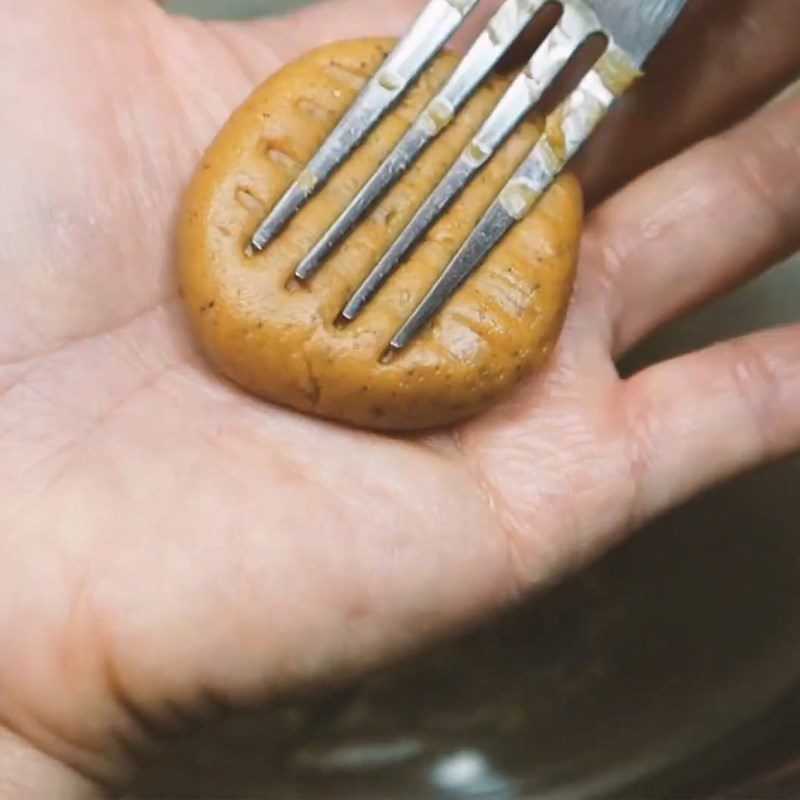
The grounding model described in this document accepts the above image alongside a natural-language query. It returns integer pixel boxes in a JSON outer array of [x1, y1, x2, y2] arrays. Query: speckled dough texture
[[179, 38, 583, 430]]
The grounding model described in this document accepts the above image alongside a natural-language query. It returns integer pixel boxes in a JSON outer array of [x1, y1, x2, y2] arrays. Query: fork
[[247, 0, 690, 352]]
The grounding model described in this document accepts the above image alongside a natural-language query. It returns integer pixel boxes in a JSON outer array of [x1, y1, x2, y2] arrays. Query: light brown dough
[[179, 38, 582, 430]]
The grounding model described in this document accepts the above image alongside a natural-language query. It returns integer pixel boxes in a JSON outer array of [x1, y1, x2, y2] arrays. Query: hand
[[1, 0, 798, 796]]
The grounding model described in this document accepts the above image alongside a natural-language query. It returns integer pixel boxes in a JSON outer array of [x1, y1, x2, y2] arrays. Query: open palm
[[1, 0, 799, 796]]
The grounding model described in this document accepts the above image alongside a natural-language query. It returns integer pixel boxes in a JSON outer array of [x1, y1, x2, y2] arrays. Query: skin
[[0, 0, 799, 796], [180, 40, 582, 429]]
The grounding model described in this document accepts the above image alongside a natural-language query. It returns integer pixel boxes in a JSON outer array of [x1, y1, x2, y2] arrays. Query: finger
[[574, 0, 800, 204], [279, 0, 800, 207], [586, 86, 800, 357], [200, 0, 427, 87], [221, 0, 800, 206], [229, 0, 425, 52], [228, 0, 514, 59], [622, 323, 800, 526]]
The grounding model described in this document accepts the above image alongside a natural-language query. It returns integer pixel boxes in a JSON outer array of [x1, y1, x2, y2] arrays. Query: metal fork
[[247, 0, 690, 351]]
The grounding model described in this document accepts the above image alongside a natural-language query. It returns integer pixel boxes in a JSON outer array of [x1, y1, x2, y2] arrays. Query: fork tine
[[341, 152, 477, 320], [294, 0, 555, 282], [388, 201, 515, 351], [247, 0, 481, 255], [388, 40, 640, 351], [342, 0, 600, 320]]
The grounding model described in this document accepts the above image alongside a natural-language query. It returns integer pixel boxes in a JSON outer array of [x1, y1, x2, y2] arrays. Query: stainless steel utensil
[[248, 0, 690, 351]]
